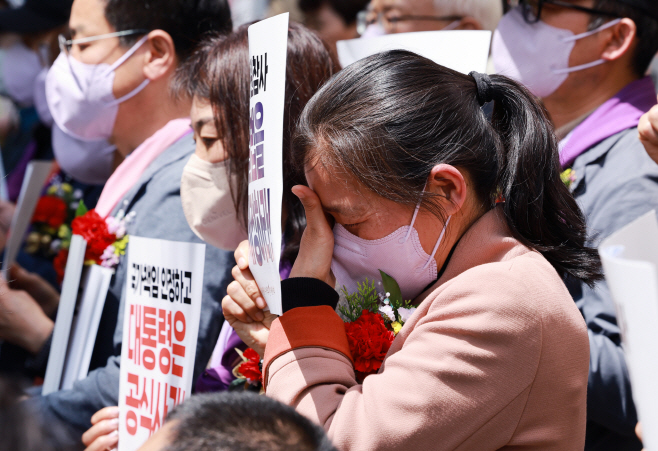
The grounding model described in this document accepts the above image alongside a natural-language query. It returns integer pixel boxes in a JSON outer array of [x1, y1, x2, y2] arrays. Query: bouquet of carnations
[[338, 271, 415, 381], [25, 177, 83, 261], [50, 202, 133, 284], [231, 271, 415, 390], [231, 347, 263, 393]]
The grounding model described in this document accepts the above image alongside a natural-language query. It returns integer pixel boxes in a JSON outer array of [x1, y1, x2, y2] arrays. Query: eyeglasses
[[58, 29, 149, 55], [356, 10, 463, 35], [516, 0, 620, 24]]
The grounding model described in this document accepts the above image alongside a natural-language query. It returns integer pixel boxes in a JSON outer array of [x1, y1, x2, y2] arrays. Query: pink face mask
[[45, 35, 150, 142], [331, 204, 451, 301]]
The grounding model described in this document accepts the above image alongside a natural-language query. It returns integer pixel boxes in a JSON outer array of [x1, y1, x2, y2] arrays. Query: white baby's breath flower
[[398, 307, 416, 323], [379, 305, 395, 322]]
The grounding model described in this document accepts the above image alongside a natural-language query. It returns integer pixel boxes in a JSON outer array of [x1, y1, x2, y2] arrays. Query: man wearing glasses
[[493, 1, 658, 450], [357, 0, 503, 36]]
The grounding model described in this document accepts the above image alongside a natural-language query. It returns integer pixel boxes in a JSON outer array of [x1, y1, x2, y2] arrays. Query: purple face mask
[[492, 7, 621, 98], [52, 125, 115, 185], [45, 35, 150, 142], [331, 204, 451, 301]]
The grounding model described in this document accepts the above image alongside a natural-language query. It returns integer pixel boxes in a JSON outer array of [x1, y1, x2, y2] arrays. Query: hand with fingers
[[222, 241, 278, 357], [8, 264, 60, 317], [82, 406, 119, 451], [222, 185, 336, 357], [0, 275, 53, 354], [288, 185, 335, 286], [639, 101, 658, 165]]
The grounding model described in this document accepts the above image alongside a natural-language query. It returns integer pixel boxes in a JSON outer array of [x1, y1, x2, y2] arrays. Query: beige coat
[[263, 207, 589, 450]]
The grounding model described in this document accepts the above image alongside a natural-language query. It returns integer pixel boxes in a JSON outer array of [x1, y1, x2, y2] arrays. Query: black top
[[0, 0, 73, 34]]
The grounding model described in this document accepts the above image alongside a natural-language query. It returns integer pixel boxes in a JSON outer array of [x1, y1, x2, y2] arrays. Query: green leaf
[[75, 200, 88, 218], [379, 270, 403, 304]]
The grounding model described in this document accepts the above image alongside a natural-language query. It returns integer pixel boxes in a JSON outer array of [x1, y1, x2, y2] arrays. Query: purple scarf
[[560, 76, 657, 168]]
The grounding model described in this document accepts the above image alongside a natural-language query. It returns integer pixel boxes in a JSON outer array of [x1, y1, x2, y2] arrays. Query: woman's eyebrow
[[193, 117, 214, 133]]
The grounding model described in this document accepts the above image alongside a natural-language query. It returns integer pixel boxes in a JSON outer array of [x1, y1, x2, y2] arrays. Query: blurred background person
[[358, 0, 503, 36], [298, 0, 369, 55], [493, 1, 658, 450]]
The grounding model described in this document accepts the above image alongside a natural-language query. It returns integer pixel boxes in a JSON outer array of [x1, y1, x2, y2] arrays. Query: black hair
[[294, 50, 603, 286], [298, 0, 369, 26], [165, 392, 337, 451], [591, 0, 658, 77], [102, 0, 233, 61]]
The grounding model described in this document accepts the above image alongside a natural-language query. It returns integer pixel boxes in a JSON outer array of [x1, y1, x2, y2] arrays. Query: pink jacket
[[263, 207, 589, 450]]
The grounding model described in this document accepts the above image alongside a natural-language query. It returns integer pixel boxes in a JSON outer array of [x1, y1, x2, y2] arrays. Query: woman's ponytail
[[483, 73, 603, 286]]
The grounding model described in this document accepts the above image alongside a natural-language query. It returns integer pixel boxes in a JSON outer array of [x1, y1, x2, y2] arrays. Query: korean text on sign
[[118, 236, 205, 451]]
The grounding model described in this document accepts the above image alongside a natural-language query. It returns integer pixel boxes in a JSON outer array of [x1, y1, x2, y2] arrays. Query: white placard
[[60, 264, 114, 390], [246, 13, 288, 316], [118, 236, 205, 451], [43, 234, 86, 395], [337, 30, 492, 74], [2, 160, 53, 273], [599, 210, 658, 451], [0, 150, 8, 202]]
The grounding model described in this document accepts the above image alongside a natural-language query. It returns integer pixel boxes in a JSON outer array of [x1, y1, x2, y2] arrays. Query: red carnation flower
[[32, 196, 68, 229], [238, 348, 262, 383], [345, 309, 395, 380], [72, 210, 116, 264], [54, 249, 68, 285]]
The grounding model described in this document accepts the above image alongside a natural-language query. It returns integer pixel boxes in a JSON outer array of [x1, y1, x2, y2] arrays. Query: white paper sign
[[337, 30, 492, 74], [43, 234, 87, 395], [60, 264, 114, 390], [118, 236, 205, 451], [246, 13, 289, 316], [599, 211, 658, 451], [2, 160, 53, 273]]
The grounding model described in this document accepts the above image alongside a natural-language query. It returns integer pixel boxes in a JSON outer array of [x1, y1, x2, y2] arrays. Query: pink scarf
[[95, 118, 192, 218]]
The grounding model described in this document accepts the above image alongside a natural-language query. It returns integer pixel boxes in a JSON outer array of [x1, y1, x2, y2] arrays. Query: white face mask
[[1, 40, 44, 106], [332, 203, 451, 301], [492, 7, 621, 98], [45, 35, 150, 142], [52, 124, 115, 185], [180, 154, 248, 251]]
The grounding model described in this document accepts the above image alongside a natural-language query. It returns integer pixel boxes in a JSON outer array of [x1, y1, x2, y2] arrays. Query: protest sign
[[246, 13, 289, 315], [599, 211, 658, 451], [118, 236, 205, 451], [336, 30, 492, 75], [43, 234, 86, 395], [60, 264, 113, 390], [2, 160, 53, 273]]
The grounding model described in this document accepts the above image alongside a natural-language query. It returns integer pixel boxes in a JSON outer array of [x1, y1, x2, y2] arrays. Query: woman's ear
[[142, 30, 177, 81], [426, 164, 467, 216]]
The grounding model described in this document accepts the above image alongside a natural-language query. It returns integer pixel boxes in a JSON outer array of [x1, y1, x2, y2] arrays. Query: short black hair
[[298, 0, 369, 26], [591, 0, 658, 77], [102, 0, 232, 61], [164, 392, 337, 451]]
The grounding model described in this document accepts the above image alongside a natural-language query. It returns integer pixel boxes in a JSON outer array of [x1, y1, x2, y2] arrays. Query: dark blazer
[[26, 133, 234, 447], [566, 127, 658, 451]]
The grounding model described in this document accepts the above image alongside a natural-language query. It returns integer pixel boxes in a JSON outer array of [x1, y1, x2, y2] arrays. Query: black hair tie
[[469, 71, 493, 106]]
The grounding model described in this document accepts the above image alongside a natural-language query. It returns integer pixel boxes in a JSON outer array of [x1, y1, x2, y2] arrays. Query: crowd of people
[[0, 0, 655, 450]]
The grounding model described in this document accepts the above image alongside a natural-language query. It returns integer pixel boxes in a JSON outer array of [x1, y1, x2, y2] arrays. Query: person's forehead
[[69, 0, 114, 37], [306, 161, 372, 216], [370, 0, 434, 12]]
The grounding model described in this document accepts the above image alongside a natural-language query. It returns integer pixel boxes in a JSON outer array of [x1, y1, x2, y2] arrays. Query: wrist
[[23, 317, 54, 355]]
